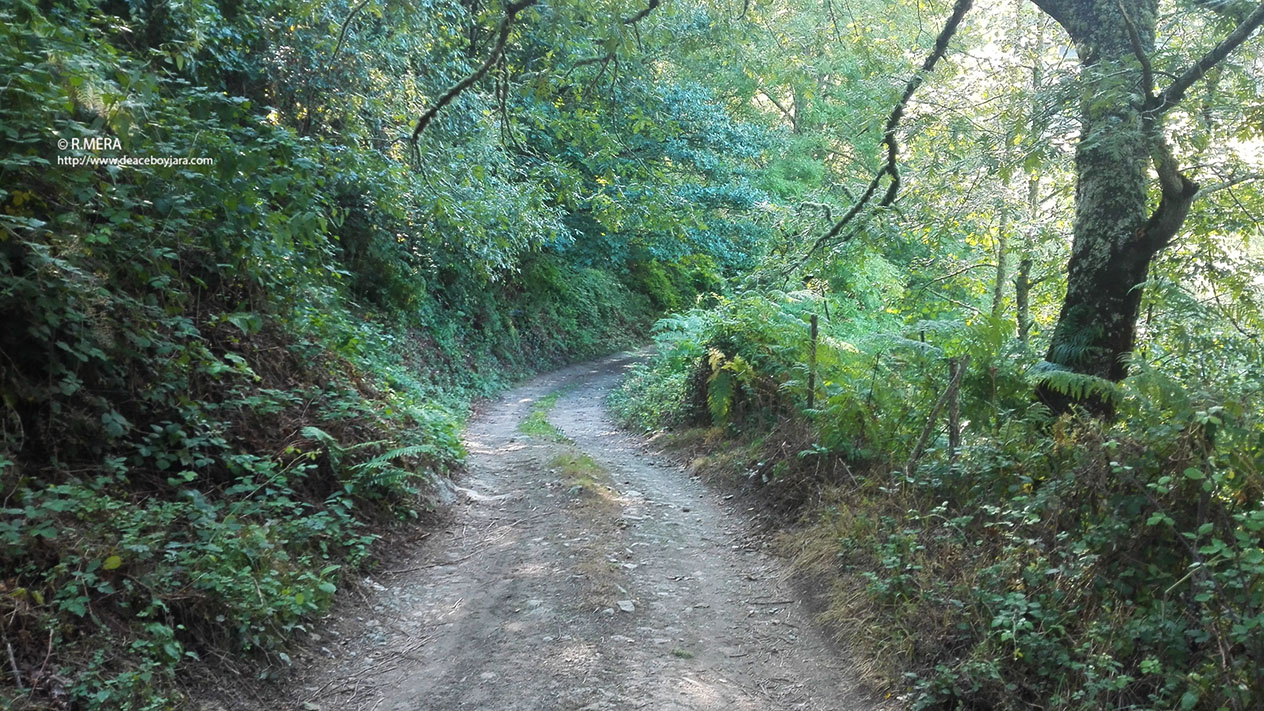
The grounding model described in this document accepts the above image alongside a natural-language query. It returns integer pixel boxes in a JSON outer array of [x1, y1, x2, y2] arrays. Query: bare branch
[[622, 0, 662, 26], [792, 0, 974, 270], [409, 0, 539, 150], [1153, 1, 1264, 113], [330, 0, 372, 66], [1117, 0, 1155, 98]]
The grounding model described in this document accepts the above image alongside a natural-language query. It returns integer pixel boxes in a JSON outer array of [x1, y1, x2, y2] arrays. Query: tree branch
[[1153, 1, 1264, 113], [906, 355, 969, 476], [1199, 172, 1264, 195], [794, 170, 886, 269], [1190, 0, 1256, 21], [1117, 0, 1155, 98], [330, 0, 372, 66], [879, 0, 974, 208], [912, 262, 999, 294], [564, 52, 617, 79], [1140, 134, 1200, 252], [761, 90, 796, 125], [622, 0, 662, 26], [792, 0, 973, 269], [409, 0, 539, 150], [797, 201, 834, 222], [563, 2, 662, 78]]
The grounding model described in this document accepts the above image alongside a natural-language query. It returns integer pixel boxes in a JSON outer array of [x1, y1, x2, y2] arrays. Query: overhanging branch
[[409, 0, 539, 151], [623, 0, 662, 26], [880, 0, 974, 207], [793, 0, 974, 269], [1153, 1, 1264, 113]]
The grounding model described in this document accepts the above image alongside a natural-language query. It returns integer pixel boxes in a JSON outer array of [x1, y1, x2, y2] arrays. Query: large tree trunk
[[1030, 0, 1198, 415]]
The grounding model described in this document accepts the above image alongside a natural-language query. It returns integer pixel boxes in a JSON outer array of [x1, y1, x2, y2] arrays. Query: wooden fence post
[[905, 355, 968, 476], [807, 314, 819, 410], [948, 357, 962, 463]]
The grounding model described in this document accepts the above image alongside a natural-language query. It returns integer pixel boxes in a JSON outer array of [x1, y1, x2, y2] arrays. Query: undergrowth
[[612, 287, 1264, 711]]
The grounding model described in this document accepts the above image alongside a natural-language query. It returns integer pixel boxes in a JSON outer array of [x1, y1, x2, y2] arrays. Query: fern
[[300, 426, 337, 446], [708, 370, 735, 422], [1031, 361, 1121, 404], [350, 443, 438, 475], [1046, 327, 1097, 367], [360, 465, 413, 490]]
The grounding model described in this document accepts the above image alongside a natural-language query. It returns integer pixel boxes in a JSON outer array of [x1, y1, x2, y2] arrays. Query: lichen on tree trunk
[[1027, 0, 1264, 415], [1031, 0, 1197, 416]]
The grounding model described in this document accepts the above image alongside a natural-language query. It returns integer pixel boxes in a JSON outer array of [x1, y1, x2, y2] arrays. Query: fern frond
[[300, 426, 337, 446], [708, 370, 735, 422], [350, 443, 438, 474], [1031, 361, 1121, 404]]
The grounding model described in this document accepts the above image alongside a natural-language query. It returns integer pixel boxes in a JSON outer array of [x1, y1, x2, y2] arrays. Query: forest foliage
[[0, 0, 764, 706], [2, 0, 1263, 709], [611, 1, 1264, 710]]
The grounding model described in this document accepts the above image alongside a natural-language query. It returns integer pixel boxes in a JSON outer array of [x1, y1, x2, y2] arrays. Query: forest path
[[261, 352, 876, 711]]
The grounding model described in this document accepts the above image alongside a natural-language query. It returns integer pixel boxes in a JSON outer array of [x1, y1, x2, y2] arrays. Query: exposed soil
[[222, 352, 879, 710]]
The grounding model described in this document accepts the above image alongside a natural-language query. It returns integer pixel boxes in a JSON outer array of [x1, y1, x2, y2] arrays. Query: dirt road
[[253, 352, 876, 710]]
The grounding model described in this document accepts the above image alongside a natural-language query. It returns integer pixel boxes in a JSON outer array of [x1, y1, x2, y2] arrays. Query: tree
[[1027, 0, 1264, 414], [802, 0, 1263, 415]]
